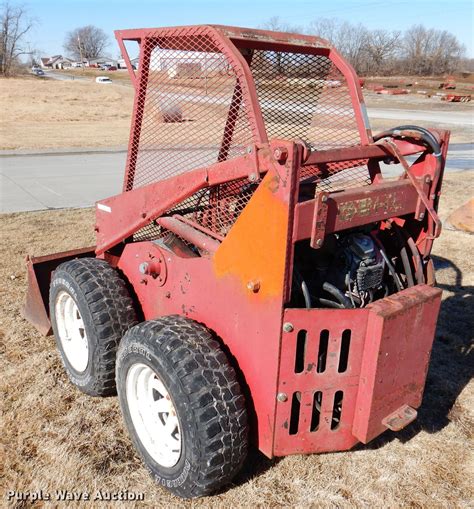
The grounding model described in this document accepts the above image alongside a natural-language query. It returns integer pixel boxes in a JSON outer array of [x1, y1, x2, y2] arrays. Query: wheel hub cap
[[126, 363, 182, 467], [55, 291, 89, 372]]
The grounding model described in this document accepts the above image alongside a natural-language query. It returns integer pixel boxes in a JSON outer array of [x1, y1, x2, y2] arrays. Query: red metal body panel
[[116, 144, 300, 456], [295, 179, 421, 243], [274, 308, 368, 455], [353, 285, 442, 443], [273, 285, 441, 455]]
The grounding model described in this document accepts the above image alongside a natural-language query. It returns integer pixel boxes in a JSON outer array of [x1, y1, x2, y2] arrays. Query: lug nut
[[277, 392, 288, 402], [273, 147, 288, 163], [283, 322, 294, 333]]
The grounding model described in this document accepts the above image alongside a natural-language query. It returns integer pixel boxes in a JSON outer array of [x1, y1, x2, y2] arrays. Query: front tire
[[116, 316, 248, 498], [49, 257, 137, 396]]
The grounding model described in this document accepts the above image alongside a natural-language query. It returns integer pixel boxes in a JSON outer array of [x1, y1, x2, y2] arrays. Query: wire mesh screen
[[126, 33, 253, 191], [250, 50, 361, 150], [126, 28, 369, 243], [301, 159, 371, 192], [133, 178, 256, 242]]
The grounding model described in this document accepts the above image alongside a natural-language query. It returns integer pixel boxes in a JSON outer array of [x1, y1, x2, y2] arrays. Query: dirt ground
[[1, 76, 472, 150], [1, 171, 473, 508]]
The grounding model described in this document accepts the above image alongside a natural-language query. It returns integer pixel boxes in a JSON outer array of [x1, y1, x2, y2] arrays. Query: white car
[[96, 76, 112, 84]]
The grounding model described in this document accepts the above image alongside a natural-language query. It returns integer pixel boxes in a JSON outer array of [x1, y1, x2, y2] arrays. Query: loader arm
[[95, 137, 439, 256]]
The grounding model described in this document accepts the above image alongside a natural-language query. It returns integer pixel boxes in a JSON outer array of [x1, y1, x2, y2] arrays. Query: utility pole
[[78, 35, 85, 74]]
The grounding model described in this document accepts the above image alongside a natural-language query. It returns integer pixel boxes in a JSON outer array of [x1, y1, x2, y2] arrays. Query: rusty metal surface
[[272, 285, 441, 455], [353, 284, 442, 443], [116, 142, 300, 457], [22, 25, 452, 460], [382, 405, 417, 432], [295, 179, 421, 243], [108, 24, 371, 254], [273, 308, 369, 455], [22, 247, 95, 335]]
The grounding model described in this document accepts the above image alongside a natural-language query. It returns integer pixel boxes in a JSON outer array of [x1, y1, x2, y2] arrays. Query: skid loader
[[24, 25, 449, 498]]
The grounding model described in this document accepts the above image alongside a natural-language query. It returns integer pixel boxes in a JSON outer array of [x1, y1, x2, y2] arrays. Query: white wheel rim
[[55, 290, 89, 373], [126, 363, 182, 468]]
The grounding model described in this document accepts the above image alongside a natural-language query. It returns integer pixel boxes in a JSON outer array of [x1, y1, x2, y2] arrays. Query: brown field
[[1, 76, 472, 151], [0, 77, 134, 150], [1, 171, 473, 508]]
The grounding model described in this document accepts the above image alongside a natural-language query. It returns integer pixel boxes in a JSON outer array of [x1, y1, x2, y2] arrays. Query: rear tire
[[49, 257, 137, 396], [116, 316, 248, 498]]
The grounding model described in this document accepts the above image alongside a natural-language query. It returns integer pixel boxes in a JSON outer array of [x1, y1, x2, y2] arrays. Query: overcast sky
[[25, 0, 474, 58]]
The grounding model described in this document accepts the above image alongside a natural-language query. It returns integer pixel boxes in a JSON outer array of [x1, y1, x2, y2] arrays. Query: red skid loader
[[23, 25, 449, 498]]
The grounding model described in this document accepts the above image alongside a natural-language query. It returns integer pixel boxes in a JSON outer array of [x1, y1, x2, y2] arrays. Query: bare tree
[[403, 25, 465, 75], [264, 17, 466, 77], [364, 29, 401, 74], [0, 1, 35, 76], [259, 17, 304, 75], [64, 25, 109, 61], [307, 18, 369, 74], [261, 16, 302, 34]]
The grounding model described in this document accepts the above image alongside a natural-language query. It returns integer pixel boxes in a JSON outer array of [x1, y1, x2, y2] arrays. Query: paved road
[[368, 108, 473, 127], [1, 142, 472, 213], [0, 151, 126, 212]]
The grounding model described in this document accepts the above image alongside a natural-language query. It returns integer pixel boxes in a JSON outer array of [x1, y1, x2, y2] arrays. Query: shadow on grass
[[357, 254, 473, 450]]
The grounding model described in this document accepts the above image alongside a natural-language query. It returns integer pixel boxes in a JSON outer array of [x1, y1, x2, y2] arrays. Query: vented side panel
[[274, 308, 369, 456]]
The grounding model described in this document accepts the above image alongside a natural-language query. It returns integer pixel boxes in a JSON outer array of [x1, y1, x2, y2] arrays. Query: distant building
[[149, 49, 227, 78], [117, 57, 139, 70], [85, 57, 109, 68], [40, 55, 73, 69]]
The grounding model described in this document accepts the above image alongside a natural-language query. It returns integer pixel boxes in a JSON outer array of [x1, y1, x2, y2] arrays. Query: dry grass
[[1, 77, 473, 151], [0, 77, 134, 150], [1, 172, 473, 508]]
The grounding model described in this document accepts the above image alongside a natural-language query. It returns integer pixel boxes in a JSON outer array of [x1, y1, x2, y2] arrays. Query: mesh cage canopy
[[126, 27, 255, 191], [119, 25, 371, 240], [250, 50, 361, 150]]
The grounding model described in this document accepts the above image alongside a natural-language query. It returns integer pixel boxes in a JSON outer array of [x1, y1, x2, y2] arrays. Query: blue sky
[[26, 0, 474, 58]]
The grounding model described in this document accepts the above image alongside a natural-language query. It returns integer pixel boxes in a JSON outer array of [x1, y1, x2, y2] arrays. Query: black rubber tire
[[49, 257, 137, 396], [116, 316, 248, 498]]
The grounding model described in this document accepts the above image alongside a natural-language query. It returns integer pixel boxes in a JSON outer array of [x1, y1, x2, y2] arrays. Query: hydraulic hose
[[374, 125, 443, 258], [392, 224, 415, 288], [393, 222, 425, 285], [371, 233, 404, 291], [322, 282, 352, 309], [317, 298, 344, 309], [293, 268, 312, 309], [301, 280, 312, 309], [373, 124, 443, 181], [407, 236, 425, 284]]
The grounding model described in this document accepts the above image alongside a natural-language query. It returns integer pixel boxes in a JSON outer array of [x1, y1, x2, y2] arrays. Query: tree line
[[264, 17, 469, 76], [0, 1, 470, 77]]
